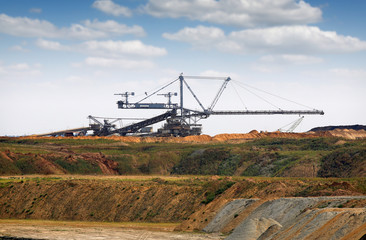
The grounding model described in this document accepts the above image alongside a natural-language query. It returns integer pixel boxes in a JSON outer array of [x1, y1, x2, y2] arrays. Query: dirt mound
[[181, 134, 213, 142], [310, 124, 366, 131], [211, 131, 319, 142], [0, 178, 206, 223], [208, 197, 366, 240], [19, 127, 366, 143], [17, 130, 326, 143], [0, 150, 119, 175], [1, 177, 364, 224], [80, 153, 119, 175], [0, 177, 365, 239], [328, 129, 366, 139], [175, 178, 365, 233], [203, 199, 257, 233]]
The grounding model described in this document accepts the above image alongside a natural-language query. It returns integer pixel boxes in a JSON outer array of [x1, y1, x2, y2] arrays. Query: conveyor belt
[[112, 109, 177, 136]]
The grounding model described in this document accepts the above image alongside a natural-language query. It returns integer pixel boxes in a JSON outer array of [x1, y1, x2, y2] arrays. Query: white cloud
[[36, 39, 68, 51], [229, 26, 366, 54], [34, 63, 42, 68], [251, 54, 323, 73], [8, 63, 30, 71], [198, 70, 239, 79], [260, 54, 323, 65], [10, 45, 29, 52], [163, 25, 366, 54], [29, 8, 42, 14], [0, 13, 59, 38], [84, 57, 154, 69], [82, 40, 167, 57], [163, 26, 225, 49], [34, 38, 167, 59], [250, 64, 281, 73], [66, 23, 108, 39], [83, 19, 145, 37], [143, 0, 322, 27], [64, 75, 91, 85], [0, 62, 42, 77], [329, 68, 366, 80], [0, 14, 143, 39], [92, 0, 132, 17]]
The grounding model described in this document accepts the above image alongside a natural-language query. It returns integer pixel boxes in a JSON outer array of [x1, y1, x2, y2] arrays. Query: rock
[[203, 199, 257, 233], [257, 223, 282, 240], [226, 217, 281, 240], [224, 197, 366, 240]]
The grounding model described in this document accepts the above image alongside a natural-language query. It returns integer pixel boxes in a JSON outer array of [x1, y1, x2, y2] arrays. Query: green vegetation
[[244, 137, 340, 151], [54, 158, 102, 174], [0, 137, 365, 178], [0, 156, 21, 175], [318, 148, 366, 178], [172, 148, 232, 175], [201, 180, 235, 204]]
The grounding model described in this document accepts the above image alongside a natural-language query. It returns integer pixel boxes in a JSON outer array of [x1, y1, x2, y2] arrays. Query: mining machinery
[[89, 74, 323, 137], [36, 74, 324, 137]]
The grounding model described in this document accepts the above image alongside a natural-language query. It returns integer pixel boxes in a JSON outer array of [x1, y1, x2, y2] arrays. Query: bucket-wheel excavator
[[88, 74, 324, 137], [36, 74, 323, 137]]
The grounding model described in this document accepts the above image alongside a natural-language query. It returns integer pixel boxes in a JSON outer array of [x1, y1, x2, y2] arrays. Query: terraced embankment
[[206, 197, 366, 240], [1, 135, 365, 178], [0, 176, 365, 239], [0, 132, 365, 239]]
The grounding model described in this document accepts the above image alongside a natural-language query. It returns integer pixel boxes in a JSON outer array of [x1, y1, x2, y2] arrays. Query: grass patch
[[201, 181, 235, 204], [1, 136, 365, 178], [54, 158, 102, 174]]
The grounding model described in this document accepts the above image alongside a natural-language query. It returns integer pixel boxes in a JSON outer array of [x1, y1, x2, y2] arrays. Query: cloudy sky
[[0, 0, 365, 136]]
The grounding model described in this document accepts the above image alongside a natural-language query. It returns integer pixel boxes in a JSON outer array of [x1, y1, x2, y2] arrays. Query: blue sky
[[0, 0, 365, 136]]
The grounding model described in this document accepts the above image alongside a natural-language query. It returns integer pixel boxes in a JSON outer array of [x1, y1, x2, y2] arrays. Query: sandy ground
[[0, 220, 225, 240]]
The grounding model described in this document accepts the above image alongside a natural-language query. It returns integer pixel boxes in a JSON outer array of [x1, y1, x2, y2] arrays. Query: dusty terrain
[[0, 176, 365, 239], [0, 220, 224, 240], [24, 128, 366, 142], [222, 197, 366, 240], [0, 129, 365, 239]]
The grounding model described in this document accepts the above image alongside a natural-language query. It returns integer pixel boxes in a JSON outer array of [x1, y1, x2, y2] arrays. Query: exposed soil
[[23, 128, 366, 142], [0, 176, 365, 239], [0, 177, 207, 223], [310, 124, 366, 132], [0, 220, 224, 240], [1, 176, 364, 223], [0, 150, 119, 175], [327, 129, 366, 140], [224, 197, 366, 240], [0, 129, 365, 239], [24, 130, 326, 143]]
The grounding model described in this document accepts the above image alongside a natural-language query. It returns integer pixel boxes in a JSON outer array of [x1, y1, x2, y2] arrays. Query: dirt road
[[0, 220, 224, 240]]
